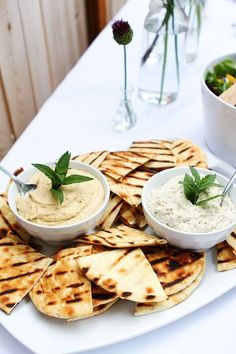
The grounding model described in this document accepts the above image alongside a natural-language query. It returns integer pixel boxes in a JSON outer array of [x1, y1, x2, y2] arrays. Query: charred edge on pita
[[0, 241, 25, 247], [218, 258, 236, 263], [6, 303, 15, 308], [92, 292, 115, 300], [145, 295, 156, 300], [66, 298, 82, 304], [162, 274, 189, 289], [66, 282, 84, 288], [0, 268, 43, 283], [149, 256, 169, 265], [82, 267, 89, 274], [47, 301, 57, 306], [0, 288, 18, 296], [231, 231, 236, 239], [121, 291, 132, 297], [12, 256, 46, 267], [55, 271, 68, 276]]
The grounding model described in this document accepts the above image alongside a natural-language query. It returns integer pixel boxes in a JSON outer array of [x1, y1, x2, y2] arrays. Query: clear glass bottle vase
[[138, 0, 187, 105], [112, 87, 137, 132]]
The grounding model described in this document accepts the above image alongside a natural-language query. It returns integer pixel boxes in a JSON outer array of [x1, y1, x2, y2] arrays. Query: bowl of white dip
[[8, 161, 110, 244], [142, 167, 236, 250]]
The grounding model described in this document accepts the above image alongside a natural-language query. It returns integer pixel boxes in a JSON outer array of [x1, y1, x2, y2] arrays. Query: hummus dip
[[148, 175, 236, 233], [16, 169, 104, 226]]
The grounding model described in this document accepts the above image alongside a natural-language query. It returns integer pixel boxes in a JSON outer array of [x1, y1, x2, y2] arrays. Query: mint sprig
[[180, 166, 223, 206], [32, 151, 93, 204]]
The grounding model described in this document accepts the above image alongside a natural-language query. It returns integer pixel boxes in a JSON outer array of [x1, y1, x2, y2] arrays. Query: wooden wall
[[0, 0, 126, 159]]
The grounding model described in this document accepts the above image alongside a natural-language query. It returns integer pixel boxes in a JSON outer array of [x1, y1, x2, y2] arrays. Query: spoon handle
[[0, 164, 18, 181], [220, 170, 236, 205]]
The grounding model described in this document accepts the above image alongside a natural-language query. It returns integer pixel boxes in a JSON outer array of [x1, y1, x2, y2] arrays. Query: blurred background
[[0, 0, 127, 159]]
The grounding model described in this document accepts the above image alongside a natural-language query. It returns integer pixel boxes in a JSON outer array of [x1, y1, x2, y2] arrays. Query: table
[[0, 0, 236, 353]]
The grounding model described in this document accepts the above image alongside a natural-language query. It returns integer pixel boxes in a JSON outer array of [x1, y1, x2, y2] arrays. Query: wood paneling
[[0, 0, 88, 159]]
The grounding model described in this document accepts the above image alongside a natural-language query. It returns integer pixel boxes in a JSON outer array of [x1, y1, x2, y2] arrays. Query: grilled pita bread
[[0, 232, 52, 314], [171, 139, 208, 168], [107, 169, 155, 207], [93, 298, 118, 315], [120, 203, 147, 229], [129, 140, 176, 171], [78, 248, 167, 303], [0, 195, 30, 242], [134, 265, 205, 316], [78, 224, 167, 248], [73, 151, 109, 168], [142, 246, 205, 295], [226, 230, 236, 255], [92, 283, 118, 307], [99, 194, 123, 229], [100, 151, 152, 181], [216, 241, 236, 271], [30, 246, 93, 319]]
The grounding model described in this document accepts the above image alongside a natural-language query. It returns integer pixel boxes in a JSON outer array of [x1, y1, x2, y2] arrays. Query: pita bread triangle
[[226, 229, 236, 255], [99, 194, 123, 230], [78, 224, 167, 248], [142, 245, 206, 295], [92, 283, 118, 307], [0, 232, 52, 314], [77, 248, 167, 303], [171, 139, 208, 168], [73, 151, 109, 168], [216, 241, 236, 271], [100, 151, 153, 181], [134, 264, 205, 316], [30, 245, 93, 319]]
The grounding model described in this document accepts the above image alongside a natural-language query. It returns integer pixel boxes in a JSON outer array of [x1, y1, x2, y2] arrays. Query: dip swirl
[[16, 169, 104, 226], [148, 175, 236, 233]]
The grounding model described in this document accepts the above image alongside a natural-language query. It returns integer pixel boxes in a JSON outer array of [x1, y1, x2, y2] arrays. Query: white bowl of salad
[[201, 53, 236, 167]]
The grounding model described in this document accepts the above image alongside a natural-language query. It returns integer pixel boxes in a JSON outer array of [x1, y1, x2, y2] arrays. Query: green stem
[[123, 45, 127, 101], [196, 3, 202, 39], [159, 22, 169, 104], [172, 11, 180, 85]]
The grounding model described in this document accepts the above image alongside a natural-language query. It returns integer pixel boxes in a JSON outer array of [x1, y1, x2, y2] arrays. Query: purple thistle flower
[[112, 20, 133, 45]]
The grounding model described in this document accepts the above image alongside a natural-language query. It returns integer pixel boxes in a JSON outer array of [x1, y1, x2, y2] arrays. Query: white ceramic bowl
[[8, 161, 110, 245], [142, 167, 236, 250], [201, 53, 236, 167]]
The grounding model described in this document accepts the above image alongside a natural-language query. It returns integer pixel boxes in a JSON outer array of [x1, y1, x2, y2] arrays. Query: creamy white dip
[[148, 175, 236, 233]]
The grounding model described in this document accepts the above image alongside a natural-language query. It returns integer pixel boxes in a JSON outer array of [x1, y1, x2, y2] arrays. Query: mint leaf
[[55, 151, 70, 177], [196, 194, 222, 206], [32, 164, 59, 182], [51, 188, 64, 204], [190, 166, 200, 183], [63, 175, 93, 185]]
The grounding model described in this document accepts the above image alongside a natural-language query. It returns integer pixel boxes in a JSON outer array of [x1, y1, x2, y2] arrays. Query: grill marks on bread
[[78, 248, 167, 303], [216, 241, 236, 271], [73, 151, 109, 168], [142, 246, 205, 295], [30, 246, 93, 319], [78, 224, 167, 248], [0, 232, 52, 314]]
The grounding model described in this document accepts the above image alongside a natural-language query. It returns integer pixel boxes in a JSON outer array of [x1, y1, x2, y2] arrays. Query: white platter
[[0, 151, 235, 354]]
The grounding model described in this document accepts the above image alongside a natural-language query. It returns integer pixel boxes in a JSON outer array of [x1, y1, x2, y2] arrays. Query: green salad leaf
[[180, 166, 223, 206], [205, 59, 236, 96], [32, 151, 93, 204]]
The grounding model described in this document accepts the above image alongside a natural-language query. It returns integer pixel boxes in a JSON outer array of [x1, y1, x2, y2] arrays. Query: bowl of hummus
[[142, 167, 236, 250], [8, 161, 110, 244]]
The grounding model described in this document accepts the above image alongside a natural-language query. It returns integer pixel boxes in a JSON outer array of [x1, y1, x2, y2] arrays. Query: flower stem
[[123, 45, 127, 101], [159, 22, 169, 104], [172, 11, 179, 85]]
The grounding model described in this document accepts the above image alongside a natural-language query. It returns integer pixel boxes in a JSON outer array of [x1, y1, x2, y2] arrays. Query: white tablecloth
[[0, 0, 236, 353]]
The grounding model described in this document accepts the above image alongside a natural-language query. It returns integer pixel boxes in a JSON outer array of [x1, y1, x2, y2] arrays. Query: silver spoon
[[220, 170, 236, 206], [0, 164, 37, 196]]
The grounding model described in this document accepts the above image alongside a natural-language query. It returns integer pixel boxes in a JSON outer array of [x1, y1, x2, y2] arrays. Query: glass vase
[[184, 0, 204, 62], [138, 1, 187, 106], [112, 87, 137, 132]]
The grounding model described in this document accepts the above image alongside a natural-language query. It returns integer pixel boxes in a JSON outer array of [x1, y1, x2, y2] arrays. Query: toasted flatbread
[[99, 194, 123, 229], [73, 151, 109, 168], [226, 229, 236, 255], [171, 139, 208, 168], [107, 169, 155, 207], [78, 248, 167, 303], [134, 265, 205, 316], [93, 298, 118, 315], [216, 241, 236, 271], [129, 140, 176, 171], [78, 224, 167, 248], [0, 232, 52, 314], [142, 246, 205, 295], [30, 246, 93, 319], [120, 203, 147, 229], [0, 196, 30, 242], [92, 283, 118, 307], [100, 151, 152, 181]]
